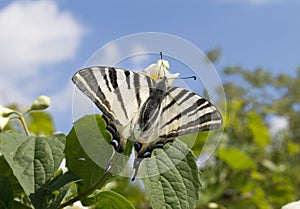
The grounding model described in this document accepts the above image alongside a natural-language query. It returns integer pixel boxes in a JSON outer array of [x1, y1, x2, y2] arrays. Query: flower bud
[[0, 105, 15, 117], [30, 95, 51, 110]]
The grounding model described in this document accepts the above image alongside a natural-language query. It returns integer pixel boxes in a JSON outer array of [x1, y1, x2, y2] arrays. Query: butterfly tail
[[131, 158, 142, 181], [104, 148, 116, 173]]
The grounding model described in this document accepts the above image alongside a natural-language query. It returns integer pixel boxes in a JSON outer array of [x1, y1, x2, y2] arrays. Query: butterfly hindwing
[[159, 86, 222, 138], [134, 85, 222, 159]]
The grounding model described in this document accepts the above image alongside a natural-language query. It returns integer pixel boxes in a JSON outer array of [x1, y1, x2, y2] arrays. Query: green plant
[[0, 96, 201, 209]]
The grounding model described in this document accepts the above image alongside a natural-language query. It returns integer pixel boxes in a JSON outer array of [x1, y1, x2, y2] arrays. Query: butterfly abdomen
[[138, 79, 168, 140]]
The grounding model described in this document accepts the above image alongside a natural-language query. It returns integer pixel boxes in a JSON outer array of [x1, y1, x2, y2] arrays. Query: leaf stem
[[9, 111, 30, 136], [59, 171, 110, 208], [22, 108, 32, 116], [19, 115, 30, 136]]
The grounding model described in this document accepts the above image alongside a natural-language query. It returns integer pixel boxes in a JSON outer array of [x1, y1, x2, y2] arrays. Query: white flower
[[0, 105, 14, 130], [140, 59, 179, 85], [208, 202, 219, 208], [65, 201, 89, 209], [157, 59, 170, 70], [0, 117, 9, 130], [31, 95, 51, 110], [282, 200, 300, 209]]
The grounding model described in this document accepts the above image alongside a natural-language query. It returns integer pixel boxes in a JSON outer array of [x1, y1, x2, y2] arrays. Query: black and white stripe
[[72, 66, 222, 155], [158, 87, 222, 139]]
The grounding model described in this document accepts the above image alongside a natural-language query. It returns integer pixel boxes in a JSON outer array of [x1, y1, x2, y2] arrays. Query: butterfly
[[72, 58, 222, 180]]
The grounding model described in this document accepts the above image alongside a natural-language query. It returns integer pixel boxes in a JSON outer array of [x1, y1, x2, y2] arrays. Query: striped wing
[[159, 86, 222, 138], [72, 67, 154, 126], [72, 67, 154, 151], [131, 85, 222, 180]]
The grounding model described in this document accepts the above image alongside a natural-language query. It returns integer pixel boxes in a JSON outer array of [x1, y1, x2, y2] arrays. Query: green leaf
[[218, 147, 256, 170], [247, 112, 270, 149], [0, 156, 24, 196], [287, 141, 300, 155], [87, 190, 135, 209], [142, 139, 200, 209], [0, 131, 66, 195], [65, 114, 111, 193], [29, 171, 79, 209], [0, 175, 13, 209], [65, 114, 132, 194], [11, 201, 32, 209], [27, 111, 55, 136], [251, 186, 272, 209]]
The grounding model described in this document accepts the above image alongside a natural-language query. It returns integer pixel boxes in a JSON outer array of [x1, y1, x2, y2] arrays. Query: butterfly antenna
[[175, 76, 197, 80], [183, 75, 197, 80], [105, 148, 116, 173]]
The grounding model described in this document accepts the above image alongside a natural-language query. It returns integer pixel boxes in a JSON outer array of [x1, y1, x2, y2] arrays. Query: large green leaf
[[218, 147, 256, 170], [65, 114, 111, 193], [142, 139, 200, 209], [86, 190, 135, 209], [29, 171, 79, 209], [65, 114, 133, 194], [0, 175, 13, 209], [0, 131, 66, 195]]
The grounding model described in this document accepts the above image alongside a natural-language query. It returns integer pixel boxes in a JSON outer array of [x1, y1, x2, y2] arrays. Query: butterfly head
[[141, 59, 179, 85]]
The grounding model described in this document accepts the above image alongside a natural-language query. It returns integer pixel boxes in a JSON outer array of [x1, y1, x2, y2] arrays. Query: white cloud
[[269, 115, 288, 136], [0, 0, 85, 74], [0, 0, 86, 105]]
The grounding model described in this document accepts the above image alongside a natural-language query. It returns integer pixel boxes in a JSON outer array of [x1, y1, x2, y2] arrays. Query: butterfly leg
[[131, 141, 168, 181], [131, 139, 175, 181]]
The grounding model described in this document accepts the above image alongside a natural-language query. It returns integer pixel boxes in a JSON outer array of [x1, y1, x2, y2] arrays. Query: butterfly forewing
[[72, 67, 153, 125], [72, 67, 154, 151]]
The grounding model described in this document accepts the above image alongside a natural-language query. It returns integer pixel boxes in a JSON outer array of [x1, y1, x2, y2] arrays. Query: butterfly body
[[137, 78, 168, 142], [72, 60, 222, 179]]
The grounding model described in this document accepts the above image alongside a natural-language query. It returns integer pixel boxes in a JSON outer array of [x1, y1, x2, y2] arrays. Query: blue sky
[[0, 0, 299, 133]]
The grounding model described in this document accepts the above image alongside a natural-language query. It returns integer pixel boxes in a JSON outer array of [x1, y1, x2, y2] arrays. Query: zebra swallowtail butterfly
[[72, 56, 222, 180]]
